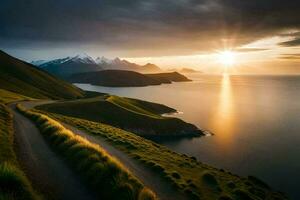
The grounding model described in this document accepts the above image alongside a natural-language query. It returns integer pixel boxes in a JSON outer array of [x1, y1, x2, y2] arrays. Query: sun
[[218, 50, 236, 67]]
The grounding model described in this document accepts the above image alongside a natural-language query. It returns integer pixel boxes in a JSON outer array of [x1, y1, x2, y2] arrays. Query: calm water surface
[[76, 74, 300, 199]]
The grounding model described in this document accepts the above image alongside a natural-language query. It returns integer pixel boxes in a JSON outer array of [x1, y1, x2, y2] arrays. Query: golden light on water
[[210, 74, 235, 148]]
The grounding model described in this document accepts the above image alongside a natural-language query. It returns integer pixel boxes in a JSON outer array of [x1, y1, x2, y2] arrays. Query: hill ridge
[[0, 50, 84, 99]]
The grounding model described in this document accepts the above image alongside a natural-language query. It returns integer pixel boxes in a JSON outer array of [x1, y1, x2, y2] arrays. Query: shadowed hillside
[[0, 50, 84, 99], [69, 70, 191, 87], [37, 95, 203, 137], [146, 72, 192, 83]]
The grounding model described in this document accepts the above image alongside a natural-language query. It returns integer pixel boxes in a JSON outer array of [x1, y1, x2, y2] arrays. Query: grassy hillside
[[0, 89, 33, 104], [40, 111, 288, 200], [107, 95, 176, 118], [69, 70, 162, 87], [37, 95, 203, 137], [146, 72, 192, 83], [0, 104, 39, 200], [0, 50, 84, 100], [17, 104, 156, 200], [69, 70, 191, 87]]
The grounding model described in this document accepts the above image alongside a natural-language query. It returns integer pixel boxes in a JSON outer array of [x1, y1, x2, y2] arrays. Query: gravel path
[[63, 122, 187, 200], [21, 100, 187, 200], [10, 103, 96, 200]]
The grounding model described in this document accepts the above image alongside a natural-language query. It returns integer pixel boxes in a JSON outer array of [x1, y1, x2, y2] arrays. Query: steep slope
[[0, 50, 84, 99], [69, 70, 191, 87]]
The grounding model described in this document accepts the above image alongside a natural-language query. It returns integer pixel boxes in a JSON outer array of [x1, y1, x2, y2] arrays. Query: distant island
[[180, 68, 203, 74], [69, 70, 192, 87]]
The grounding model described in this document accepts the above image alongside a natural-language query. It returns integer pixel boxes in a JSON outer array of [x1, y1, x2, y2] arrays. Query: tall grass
[[41, 111, 288, 200], [17, 104, 156, 200], [0, 89, 32, 104], [0, 103, 39, 200]]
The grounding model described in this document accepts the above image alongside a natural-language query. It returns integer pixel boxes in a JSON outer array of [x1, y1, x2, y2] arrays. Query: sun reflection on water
[[211, 73, 235, 148]]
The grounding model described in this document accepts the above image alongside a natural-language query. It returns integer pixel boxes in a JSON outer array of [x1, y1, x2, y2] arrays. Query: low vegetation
[[38, 111, 288, 200], [0, 89, 33, 104], [37, 95, 203, 137], [17, 104, 156, 200], [107, 95, 176, 117], [0, 103, 39, 200]]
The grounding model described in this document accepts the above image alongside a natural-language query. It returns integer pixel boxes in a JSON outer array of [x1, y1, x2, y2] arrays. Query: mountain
[[69, 70, 191, 87], [0, 50, 84, 99], [37, 53, 102, 79], [95, 57, 162, 73], [32, 54, 163, 78], [141, 63, 162, 73], [95, 56, 113, 65], [99, 57, 141, 71], [31, 59, 48, 66]]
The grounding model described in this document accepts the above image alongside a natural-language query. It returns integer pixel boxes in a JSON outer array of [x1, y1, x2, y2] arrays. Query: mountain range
[[32, 54, 162, 78]]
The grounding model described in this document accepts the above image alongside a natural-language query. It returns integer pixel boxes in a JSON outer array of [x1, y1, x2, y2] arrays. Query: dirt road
[[11, 104, 96, 200]]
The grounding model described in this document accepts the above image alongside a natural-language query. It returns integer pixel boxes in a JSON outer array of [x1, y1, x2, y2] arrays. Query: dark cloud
[[279, 54, 300, 60], [278, 31, 300, 47], [1, 0, 300, 56], [235, 48, 269, 52], [279, 38, 300, 47]]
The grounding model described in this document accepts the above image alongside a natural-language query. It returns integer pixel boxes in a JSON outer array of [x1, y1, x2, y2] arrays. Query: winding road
[[10, 103, 96, 200], [11, 100, 187, 200]]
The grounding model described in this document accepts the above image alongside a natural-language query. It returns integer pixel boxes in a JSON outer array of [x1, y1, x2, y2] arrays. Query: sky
[[1, 0, 300, 73]]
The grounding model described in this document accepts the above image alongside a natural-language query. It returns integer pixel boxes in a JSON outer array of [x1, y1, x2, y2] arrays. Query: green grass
[[37, 96, 202, 137], [107, 95, 175, 118], [0, 89, 33, 104], [17, 104, 156, 200], [0, 50, 84, 100], [39, 111, 288, 200], [0, 103, 39, 200], [0, 104, 16, 163]]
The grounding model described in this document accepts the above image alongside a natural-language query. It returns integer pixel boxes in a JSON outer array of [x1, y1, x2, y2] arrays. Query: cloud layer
[[1, 0, 300, 56]]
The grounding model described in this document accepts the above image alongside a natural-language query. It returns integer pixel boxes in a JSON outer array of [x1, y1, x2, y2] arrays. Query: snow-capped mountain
[[95, 56, 113, 64], [30, 60, 49, 66], [31, 53, 162, 79], [69, 53, 96, 64], [33, 54, 96, 67], [38, 57, 71, 67], [35, 54, 101, 78]]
